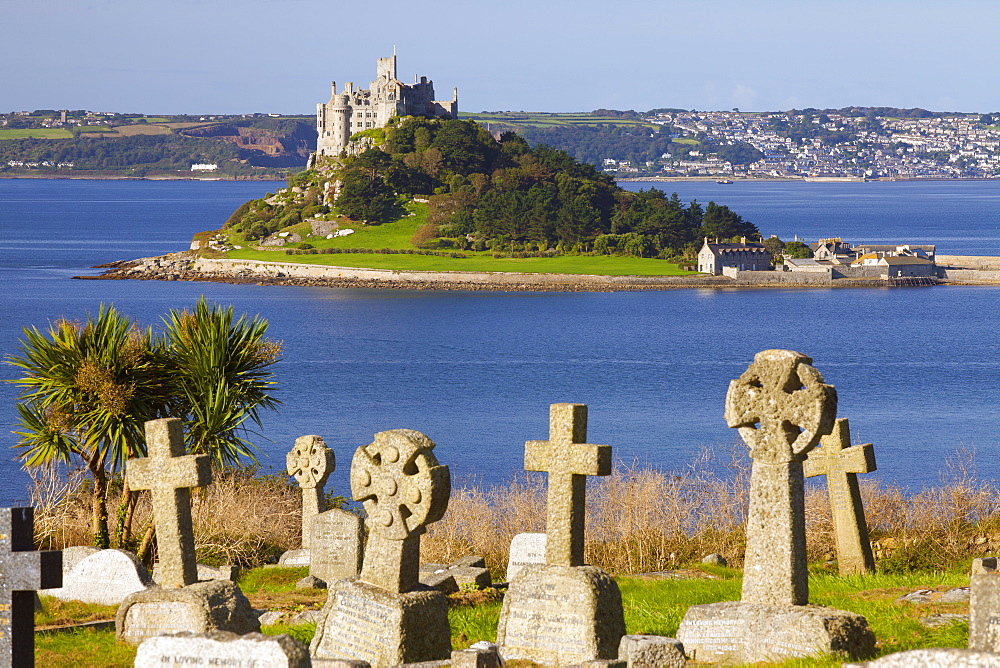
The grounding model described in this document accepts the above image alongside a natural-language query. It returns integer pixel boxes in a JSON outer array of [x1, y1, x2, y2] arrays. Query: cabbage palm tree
[[8, 306, 163, 547], [158, 298, 281, 467], [8, 299, 281, 549]]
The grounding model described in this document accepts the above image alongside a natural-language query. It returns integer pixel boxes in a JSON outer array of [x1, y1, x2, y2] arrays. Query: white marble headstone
[[506, 533, 547, 582], [44, 548, 153, 605]]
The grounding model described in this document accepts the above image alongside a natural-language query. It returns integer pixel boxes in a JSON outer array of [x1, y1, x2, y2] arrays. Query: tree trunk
[[114, 481, 137, 549], [87, 456, 110, 549], [136, 521, 156, 569]]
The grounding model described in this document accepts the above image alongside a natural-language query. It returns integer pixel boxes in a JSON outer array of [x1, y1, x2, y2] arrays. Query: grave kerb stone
[[127, 418, 211, 588]]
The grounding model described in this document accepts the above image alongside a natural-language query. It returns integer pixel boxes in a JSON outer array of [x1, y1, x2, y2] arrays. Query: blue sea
[[1, 178, 999, 506]]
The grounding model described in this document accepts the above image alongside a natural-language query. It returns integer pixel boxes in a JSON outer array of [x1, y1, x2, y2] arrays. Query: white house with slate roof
[[698, 238, 772, 275]]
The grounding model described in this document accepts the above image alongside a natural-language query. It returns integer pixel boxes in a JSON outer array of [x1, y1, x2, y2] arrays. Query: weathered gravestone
[[506, 533, 547, 583], [804, 417, 877, 575], [969, 556, 1000, 652], [843, 648, 1000, 667], [309, 507, 364, 585], [281, 435, 336, 567], [44, 548, 153, 605], [420, 555, 492, 594], [116, 418, 259, 646], [311, 429, 452, 667], [677, 350, 875, 664], [135, 630, 310, 668], [0, 507, 62, 668], [496, 403, 626, 665]]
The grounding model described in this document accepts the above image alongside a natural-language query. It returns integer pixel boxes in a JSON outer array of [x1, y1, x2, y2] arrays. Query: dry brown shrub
[[29, 465, 301, 567]]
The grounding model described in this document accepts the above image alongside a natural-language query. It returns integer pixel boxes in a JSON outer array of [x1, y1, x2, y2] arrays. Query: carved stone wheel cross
[[351, 429, 450, 540], [725, 349, 837, 463], [286, 435, 335, 489]]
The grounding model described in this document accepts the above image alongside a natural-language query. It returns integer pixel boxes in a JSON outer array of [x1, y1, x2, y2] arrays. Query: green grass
[[29, 568, 974, 666], [0, 128, 73, 139], [237, 566, 309, 593], [226, 249, 693, 276], [672, 137, 700, 145], [36, 628, 135, 667], [224, 204, 695, 277]]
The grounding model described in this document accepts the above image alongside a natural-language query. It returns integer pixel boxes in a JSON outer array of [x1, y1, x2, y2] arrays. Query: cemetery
[[7, 350, 1000, 666]]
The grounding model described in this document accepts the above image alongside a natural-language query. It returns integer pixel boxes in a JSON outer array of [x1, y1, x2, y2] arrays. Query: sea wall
[[90, 253, 1000, 292]]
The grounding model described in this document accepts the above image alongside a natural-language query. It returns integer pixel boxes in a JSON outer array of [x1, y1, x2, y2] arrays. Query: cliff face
[[181, 120, 317, 167]]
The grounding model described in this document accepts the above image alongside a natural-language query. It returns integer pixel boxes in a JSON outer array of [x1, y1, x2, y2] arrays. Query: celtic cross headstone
[[127, 418, 212, 589], [351, 429, 449, 593], [678, 351, 875, 664], [804, 418, 876, 575], [725, 349, 836, 606], [0, 508, 61, 668], [524, 403, 611, 567], [311, 429, 452, 666], [286, 435, 335, 549]]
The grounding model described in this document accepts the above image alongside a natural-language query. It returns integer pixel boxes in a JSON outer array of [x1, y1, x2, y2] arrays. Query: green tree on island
[[6, 299, 281, 549]]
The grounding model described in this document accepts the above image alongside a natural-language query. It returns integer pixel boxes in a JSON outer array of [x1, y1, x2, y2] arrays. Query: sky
[[4, 0, 1000, 116]]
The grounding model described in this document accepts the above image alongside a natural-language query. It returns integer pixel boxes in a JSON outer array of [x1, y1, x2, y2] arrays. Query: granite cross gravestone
[[496, 404, 626, 665], [117, 418, 259, 646], [311, 429, 452, 667], [0, 507, 62, 668], [523, 403, 612, 567], [677, 351, 875, 664], [725, 349, 837, 606], [127, 418, 211, 588], [286, 435, 335, 550], [804, 418, 877, 575]]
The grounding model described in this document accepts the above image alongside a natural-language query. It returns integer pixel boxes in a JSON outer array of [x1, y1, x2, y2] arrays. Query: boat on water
[[716, 179, 734, 184]]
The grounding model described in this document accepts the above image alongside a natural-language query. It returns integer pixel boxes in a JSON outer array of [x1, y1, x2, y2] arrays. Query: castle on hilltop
[[315, 55, 458, 157]]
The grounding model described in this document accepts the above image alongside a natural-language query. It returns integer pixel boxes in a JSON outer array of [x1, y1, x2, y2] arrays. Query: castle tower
[[315, 56, 457, 158]]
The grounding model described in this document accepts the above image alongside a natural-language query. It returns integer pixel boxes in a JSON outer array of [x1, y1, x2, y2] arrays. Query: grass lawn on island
[[0, 128, 73, 139], [223, 203, 696, 277]]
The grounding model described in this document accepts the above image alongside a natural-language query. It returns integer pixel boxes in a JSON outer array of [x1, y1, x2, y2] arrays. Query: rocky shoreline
[[78, 252, 1000, 292]]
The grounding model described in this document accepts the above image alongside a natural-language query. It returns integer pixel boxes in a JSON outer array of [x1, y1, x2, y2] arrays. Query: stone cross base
[[677, 601, 875, 664], [310, 577, 451, 666], [496, 564, 625, 665], [116, 580, 261, 646], [135, 631, 310, 668], [969, 571, 1000, 651], [843, 648, 1000, 667]]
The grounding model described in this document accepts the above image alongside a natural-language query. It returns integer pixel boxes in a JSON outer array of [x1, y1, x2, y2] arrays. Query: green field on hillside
[[0, 128, 73, 139]]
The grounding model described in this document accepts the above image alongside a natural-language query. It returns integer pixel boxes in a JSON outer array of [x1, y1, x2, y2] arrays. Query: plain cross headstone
[[804, 418, 876, 575], [0, 507, 62, 668], [725, 349, 837, 606], [286, 435, 335, 549], [496, 403, 625, 665], [127, 418, 211, 589], [524, 403, 611, 567]]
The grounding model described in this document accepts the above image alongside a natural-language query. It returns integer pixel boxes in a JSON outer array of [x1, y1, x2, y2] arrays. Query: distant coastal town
[[4, 105, 1000, 181]]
